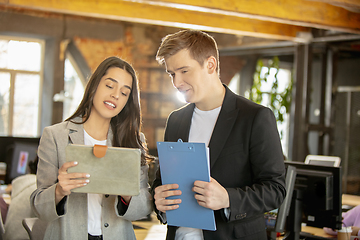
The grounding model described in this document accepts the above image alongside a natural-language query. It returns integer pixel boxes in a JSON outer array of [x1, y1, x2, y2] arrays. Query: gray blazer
[[30, 119, 152, 240]]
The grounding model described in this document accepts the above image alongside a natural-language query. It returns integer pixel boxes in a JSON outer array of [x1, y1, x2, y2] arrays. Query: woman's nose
[[111, 90, 119, 100]]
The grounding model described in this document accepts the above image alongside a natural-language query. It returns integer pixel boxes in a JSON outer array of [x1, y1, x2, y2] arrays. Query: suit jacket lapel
[[176, 104, 195, 142], [208, 86, 239, 168], [67, 119, 85, 145]]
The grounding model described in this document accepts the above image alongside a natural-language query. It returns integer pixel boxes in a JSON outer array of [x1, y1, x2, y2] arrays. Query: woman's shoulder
[[44, 121, 68, 131], [43, 118, 82, 133]]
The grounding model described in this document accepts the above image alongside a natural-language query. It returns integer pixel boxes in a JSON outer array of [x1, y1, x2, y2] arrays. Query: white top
[[84, 130, 107, 236], [175, 106, 221, 240]]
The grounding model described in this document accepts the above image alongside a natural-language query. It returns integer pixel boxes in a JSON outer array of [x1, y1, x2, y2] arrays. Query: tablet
[[66, 144, 141, 196]]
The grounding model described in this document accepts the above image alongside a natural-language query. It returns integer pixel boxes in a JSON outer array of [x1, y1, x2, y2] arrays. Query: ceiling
[[1, 0, 360, 43]]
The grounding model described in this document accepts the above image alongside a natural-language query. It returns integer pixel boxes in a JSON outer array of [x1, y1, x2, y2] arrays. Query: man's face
[[165, 49, 209, 105]]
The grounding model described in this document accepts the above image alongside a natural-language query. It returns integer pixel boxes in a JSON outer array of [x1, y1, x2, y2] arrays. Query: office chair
[[22, 217, 47, 240]]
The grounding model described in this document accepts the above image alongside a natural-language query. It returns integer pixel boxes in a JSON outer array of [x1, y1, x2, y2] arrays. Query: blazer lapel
[[208, 86, 239, 168], [176, 104, 195, 142], [67, 119, 85, 145], [67, 118, 113, 146]]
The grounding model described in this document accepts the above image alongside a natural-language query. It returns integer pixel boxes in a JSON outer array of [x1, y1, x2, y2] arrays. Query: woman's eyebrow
[[106, 77, 118, 83], [106, 77, 132, 90], [123, 85, 132, 91]]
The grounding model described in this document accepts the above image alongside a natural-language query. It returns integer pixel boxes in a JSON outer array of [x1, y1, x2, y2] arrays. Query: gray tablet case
[[66, 144, 141, 196]]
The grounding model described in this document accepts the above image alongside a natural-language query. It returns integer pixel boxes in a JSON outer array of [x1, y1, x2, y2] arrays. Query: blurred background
[[0, 0, 359, 194]]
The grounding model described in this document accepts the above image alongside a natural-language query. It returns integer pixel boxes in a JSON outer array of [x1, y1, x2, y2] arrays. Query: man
[[151, 29, 286, 240]]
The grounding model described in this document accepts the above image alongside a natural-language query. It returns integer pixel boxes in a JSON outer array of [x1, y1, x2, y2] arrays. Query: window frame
[[0, 35, 45, 137]]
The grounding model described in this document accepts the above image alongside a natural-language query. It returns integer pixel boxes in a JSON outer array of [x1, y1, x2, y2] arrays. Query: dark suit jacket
[[151, 85, 286, 240]]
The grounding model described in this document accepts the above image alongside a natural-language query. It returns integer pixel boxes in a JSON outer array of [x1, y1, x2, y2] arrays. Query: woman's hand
[[55, 161, 90, 204]]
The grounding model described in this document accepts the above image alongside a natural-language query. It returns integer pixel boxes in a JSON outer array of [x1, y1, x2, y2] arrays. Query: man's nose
[[172, 75, 183, 89]]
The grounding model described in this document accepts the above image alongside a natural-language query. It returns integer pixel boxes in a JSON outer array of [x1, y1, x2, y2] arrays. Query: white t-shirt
[[175, 106, 221, 240], [84, 130, 107, 236]]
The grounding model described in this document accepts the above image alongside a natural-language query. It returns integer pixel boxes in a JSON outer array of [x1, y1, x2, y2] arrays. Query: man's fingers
[[154, 184, 181, 199], [155, 183, 179, 193], [155, 198, 181, 212], [162, 189, 182, 198], [154, 184, 182, 212], [194, 180, 207, 188]]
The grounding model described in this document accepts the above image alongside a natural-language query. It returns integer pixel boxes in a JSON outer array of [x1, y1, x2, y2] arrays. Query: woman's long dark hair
[[66, 56, 150, 165]]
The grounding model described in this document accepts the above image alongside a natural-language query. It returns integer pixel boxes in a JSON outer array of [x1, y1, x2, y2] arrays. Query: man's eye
[[182, 70, 188, 74]]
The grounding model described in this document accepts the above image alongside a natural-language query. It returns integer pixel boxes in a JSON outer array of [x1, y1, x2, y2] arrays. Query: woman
[[30, 56, 152, 240]]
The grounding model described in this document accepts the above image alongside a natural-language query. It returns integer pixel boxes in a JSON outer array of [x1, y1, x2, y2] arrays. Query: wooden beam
[[136, 0, 360, 33], [4, 0, 312, 42]]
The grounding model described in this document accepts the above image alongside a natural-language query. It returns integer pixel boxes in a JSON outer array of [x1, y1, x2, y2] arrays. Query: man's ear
[[206, 56, 217, 74]]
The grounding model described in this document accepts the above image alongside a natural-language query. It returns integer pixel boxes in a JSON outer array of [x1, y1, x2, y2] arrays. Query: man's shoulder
[[225, 89, 266, 112], [169, 103, 194, 116]]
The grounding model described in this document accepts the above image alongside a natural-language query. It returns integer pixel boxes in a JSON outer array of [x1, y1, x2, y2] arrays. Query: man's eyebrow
[[166, 66, 189, 74], [176, 66, 189, 71]]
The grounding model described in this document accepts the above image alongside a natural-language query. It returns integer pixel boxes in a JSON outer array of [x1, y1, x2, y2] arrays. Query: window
[[0, 37, 44, 137], [62, 53, 85, 120], [228, 59, 292, 157], [254, 66, 291, 155], [247, 65, 292, 156]]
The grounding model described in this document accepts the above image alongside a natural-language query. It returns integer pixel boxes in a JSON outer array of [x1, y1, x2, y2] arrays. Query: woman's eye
[[121, 92, 128, 97], [182, 70, 187, 74], [106, 84, 113, 89]]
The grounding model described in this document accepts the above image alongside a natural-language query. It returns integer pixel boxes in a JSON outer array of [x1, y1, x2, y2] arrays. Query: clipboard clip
[[93, 144, 108, 158]]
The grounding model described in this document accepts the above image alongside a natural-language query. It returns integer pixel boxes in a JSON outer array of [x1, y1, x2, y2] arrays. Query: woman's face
[[91, 67, 133, 121]]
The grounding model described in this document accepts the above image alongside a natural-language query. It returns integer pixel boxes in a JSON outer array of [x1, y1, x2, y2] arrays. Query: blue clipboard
[[157, 140, 216, 231]]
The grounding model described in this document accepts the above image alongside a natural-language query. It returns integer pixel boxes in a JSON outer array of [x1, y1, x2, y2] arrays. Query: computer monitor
[[304, 155, 341, 167], [5, 141, 38, 184], [270, 161, 342, 240], [268, 165, 297, 239]]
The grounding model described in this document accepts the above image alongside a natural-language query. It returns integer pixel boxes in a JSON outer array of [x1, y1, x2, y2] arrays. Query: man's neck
[[195, 81, 225, 111]]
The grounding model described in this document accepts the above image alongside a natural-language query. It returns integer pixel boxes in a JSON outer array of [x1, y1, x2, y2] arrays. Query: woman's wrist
[[55, 183, 66, 204]]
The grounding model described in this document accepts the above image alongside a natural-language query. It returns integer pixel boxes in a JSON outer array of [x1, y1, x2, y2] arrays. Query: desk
[[277, 226, 336, 239], [301, 226, 336, 239], [276, 194, 360, 239], [343, 194, 360, 207]]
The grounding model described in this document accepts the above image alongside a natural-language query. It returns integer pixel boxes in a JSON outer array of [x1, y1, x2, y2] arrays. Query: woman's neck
[[83, 115, 110, 141]]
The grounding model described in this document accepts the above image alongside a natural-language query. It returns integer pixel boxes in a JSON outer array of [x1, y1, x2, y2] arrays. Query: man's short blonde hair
[[156, 30, 220, 75]]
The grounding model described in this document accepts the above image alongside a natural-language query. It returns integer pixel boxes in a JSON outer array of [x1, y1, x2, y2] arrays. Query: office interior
[[0, 1, 360, 239]]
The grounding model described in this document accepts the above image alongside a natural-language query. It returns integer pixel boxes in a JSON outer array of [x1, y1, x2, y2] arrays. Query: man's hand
[[193, 177, 229, 210], [154, 184, 182, 213], [55, 161, 90, 204]]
